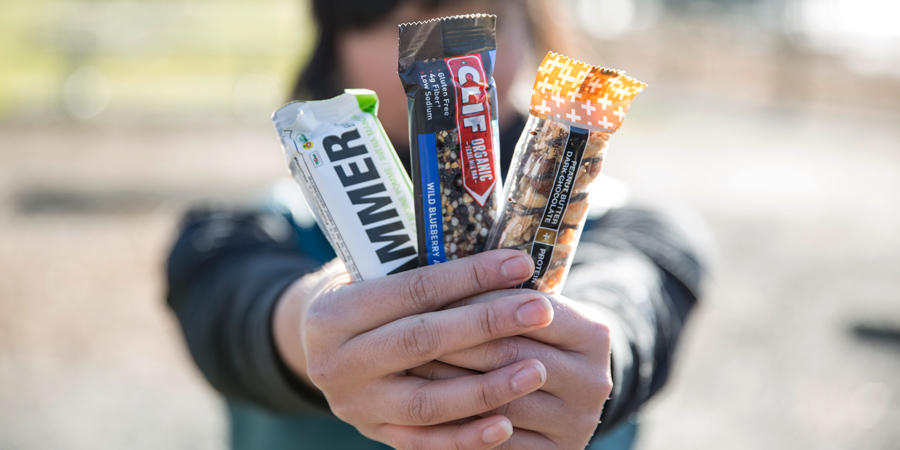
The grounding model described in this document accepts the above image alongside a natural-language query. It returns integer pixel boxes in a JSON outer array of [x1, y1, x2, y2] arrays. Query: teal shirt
[[230, 400, 391, 450], [229, 399, 637, 450]]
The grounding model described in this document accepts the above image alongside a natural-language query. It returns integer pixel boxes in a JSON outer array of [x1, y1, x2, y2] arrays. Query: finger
[[377, 415, 513, 450], [439, 336, 573, 394], [345, 294, 553, 373], [447, 291, 607, 353], [373, 359, 546, 426], [324, 249, 534, 332], [412, 360, 598, 438], [485, 391, 568, 435], [407, 361, 564, 429], [445, 336, 612, 438], [496, 427, 558, 450], [406, 360, 477, 381], [521, 297, 612, 355]]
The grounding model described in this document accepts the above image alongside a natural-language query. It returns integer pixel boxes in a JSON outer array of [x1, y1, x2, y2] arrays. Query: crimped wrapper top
[[487, 53, 646, 294], [530, 52, 647, 132], [398, 13, 501, 266], [399, 14, 497, 69], [273, 90, 418, 282]]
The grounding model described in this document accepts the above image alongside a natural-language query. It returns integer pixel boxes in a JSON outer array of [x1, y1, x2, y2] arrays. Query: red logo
[[445, 54, 496, 207]]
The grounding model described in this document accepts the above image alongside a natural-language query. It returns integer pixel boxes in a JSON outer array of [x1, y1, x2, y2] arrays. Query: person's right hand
[[273, 249, 554, 450]]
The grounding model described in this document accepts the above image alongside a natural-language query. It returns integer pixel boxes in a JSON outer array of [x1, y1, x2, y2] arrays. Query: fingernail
[[481, 420, 513, 444], [500, 254, 532, 281], [516, 298, 551, 327], [512, 364, 545, 393]]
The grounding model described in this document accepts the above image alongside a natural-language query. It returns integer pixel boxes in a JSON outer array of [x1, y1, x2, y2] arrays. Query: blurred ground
[[1, 87, 898, 449], [608, 94, 900, 450], [0, 127, 287, 450]]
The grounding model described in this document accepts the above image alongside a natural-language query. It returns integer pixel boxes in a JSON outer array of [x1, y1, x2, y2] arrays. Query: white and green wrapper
[[273, 89, 418, 281]]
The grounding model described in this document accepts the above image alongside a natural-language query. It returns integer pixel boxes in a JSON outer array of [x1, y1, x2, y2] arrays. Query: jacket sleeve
[[562, 184, 713, 432], [164, 183, 713, 428], [165, 206, 331, 413]]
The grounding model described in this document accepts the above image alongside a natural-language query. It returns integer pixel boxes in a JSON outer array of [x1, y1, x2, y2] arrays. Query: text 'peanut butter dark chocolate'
[[486, 52, 646, 294]]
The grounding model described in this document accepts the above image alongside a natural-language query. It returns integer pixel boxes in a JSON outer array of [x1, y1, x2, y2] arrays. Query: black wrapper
[[398, 14, 501, 266]]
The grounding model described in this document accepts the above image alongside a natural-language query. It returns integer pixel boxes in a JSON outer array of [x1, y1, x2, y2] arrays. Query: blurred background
[[1, 0, 898, 449]]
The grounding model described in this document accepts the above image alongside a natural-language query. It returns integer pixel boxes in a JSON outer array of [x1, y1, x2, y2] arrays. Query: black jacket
[[165, 119, 712, 436]]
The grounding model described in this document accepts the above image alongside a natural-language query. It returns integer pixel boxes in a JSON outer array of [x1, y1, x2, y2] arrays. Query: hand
[[273, 250, 556, 449], [409, 292, 613, 449]]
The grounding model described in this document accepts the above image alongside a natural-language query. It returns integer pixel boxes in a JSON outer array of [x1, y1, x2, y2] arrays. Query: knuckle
[[477, 380, 508, 411], [486, 400, 512, 418], [404, 389, 440, 425], [414, 362, 440, 381], [328, 399, 353, 422], [305, 358, 334, 389], [586, 321, 612, 357], [403, 271, 436, 313], [581, 409, 605, 430], [599, 373, 614, 398], [490, 338, 522, 369], [302, 302, 331, 335], [400, 434, 427, 450], [477, 304, 503, 339], [587, 371, 614, 401], [591, 321, 611, 342], [468, 259, 492, 293], [398, 318, 441, 360]]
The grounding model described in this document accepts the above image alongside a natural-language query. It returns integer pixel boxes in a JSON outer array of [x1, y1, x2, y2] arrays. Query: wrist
[[273, 260, 346, 389]]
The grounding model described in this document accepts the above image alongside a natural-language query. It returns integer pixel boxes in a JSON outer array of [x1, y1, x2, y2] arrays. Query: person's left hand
[[408, 292, 613, 449]]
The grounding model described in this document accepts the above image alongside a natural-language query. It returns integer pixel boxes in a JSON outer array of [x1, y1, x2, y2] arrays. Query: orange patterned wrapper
[[530, 52, 646, 132], [486, 52, 645, 294]]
